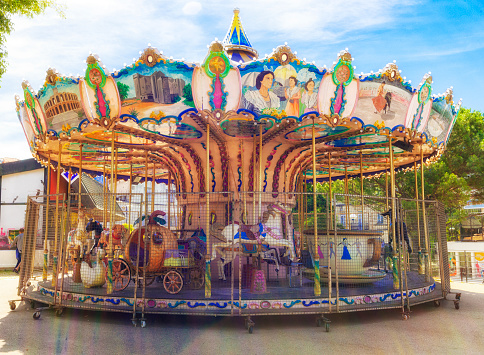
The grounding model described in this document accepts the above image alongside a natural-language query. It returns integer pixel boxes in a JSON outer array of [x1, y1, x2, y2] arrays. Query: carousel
[[10, 9, 461, 331]]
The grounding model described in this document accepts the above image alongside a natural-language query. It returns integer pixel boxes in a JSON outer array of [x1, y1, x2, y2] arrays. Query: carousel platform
[[24, 270, 442, 317]]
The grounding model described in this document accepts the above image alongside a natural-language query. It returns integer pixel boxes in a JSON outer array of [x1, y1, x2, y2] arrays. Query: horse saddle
[[239, 224, 258, 241]]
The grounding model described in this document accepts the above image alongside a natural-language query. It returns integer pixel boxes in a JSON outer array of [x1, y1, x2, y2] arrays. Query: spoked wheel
[[163, 270, 184, 294], [189, 267, 205, 290], [110, 259, 131, 291]]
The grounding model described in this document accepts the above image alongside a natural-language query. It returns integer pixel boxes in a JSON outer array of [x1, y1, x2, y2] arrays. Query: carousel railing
[[19, 191, 449, 318]]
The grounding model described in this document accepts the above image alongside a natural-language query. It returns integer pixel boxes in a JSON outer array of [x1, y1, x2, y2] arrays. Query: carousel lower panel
[[24, 271, 443, 317]]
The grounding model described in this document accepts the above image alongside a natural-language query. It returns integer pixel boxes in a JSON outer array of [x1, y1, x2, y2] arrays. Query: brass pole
[[344, 166, 349, 229], [327, 153, 332, 312], [415, 161, 423, 275], [129, 164, 133, 229], [205, 123, 211, 298], [167, 171, 171, 229], [241, 140, 247, 224], [103, 163, 106, 231], [259, 123, 263, 219], [52, 141, 62, 286], [106, 130, 116, 295], [43, 154, 51, 281], [312, 119, 320, 296], [360, 150, 364, 225], [421, 144, 430, 281], [151, 166, 156, 212], [389, 138, 399, 289], [79, 144, 83, 212], [252, 133, 256, 224], [328, 152, 332, 229], [297, 171, 302, 248]]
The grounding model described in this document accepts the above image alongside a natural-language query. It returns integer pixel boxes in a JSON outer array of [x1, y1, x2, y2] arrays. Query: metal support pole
[[259, 123, 263, 219], [106, 131, 116, 294], [360, 150, 364, 228], [344, 166, 349, 229], [328, 152, 333, 229], [389, 138, 399, 290], [205, 123, 211, 298], [415, 161, 423, 274], [43, 154, 51, 281], [52, 142, 62, 287], [312, 119, 320, 296], [421, 145, 430, 282]]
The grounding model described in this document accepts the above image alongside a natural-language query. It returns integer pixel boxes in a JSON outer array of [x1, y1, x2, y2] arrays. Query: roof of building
[[0, 158, 42, 177]]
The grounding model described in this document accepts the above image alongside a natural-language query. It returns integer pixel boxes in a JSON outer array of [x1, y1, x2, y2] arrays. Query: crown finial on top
[[223, 9, 258, 62]]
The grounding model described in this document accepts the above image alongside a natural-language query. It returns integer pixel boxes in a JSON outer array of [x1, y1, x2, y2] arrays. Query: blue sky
[[0, 0, 483, 159]]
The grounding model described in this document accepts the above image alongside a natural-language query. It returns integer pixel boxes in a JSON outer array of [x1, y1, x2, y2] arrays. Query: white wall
[[0, 168, 44, 232], [448, 241, 484, 252], [0, 250, 45, 268]]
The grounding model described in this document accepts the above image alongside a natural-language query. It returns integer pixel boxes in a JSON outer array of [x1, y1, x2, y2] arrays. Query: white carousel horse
[[211, 203, 297, 281], [67, 210, 88, 260]]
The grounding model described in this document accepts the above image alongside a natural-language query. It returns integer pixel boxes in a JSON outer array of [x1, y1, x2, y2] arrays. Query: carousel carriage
[[109, 211, 205, 294]]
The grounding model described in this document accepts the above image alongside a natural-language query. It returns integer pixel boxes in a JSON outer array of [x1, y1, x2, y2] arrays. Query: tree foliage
[[0, 0, 63, 82], [314, 108, 484, 239]]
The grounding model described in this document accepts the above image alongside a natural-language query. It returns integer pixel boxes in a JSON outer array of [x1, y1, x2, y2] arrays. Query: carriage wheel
[[163, 270, 183, 294], [189, 267, 205, 289], [111, 259, 131, 291]]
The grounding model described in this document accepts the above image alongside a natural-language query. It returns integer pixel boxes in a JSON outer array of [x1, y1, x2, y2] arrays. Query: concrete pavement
[[0, 272, 483, 355]]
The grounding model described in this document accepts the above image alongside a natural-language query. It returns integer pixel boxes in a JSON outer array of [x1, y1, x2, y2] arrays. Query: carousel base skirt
[[23, 270, 443, 316]]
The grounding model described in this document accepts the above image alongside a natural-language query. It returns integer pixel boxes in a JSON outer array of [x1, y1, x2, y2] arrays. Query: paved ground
[[0, 271, 483, 355]]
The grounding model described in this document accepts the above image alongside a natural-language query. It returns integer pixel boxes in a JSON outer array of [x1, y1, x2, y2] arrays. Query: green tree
[[117, 82, 130, 100], [441, 108, 484, 201], [0, 1, 63, 82]]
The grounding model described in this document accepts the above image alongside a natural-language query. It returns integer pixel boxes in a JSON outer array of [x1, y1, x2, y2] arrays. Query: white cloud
[[183, 2, 203, 15], [2, 0, 472, 160]]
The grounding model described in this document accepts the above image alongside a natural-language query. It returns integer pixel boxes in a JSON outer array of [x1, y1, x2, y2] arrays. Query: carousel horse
[[99, 224, 128, 249], [67, 210, 88, 262], [211, 203, 298, 281]]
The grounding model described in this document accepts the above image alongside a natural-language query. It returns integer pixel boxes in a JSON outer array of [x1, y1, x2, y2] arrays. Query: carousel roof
[[223, 8, 258, 62], [14, 10, 461, 195]]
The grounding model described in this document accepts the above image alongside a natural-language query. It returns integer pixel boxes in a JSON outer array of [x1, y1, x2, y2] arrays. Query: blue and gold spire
[[223, 8, 258, 62]]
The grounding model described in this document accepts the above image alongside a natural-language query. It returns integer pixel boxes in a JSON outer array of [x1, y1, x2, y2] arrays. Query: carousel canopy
[[14, 9, 460, 196]]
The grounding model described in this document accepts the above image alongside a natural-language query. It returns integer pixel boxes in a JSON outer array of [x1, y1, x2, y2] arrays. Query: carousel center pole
[[52, 142, 62, 287], [312, 119, 321, 296], [43, 153, 51, 281], [421, 144, 430, 282], [205, 123, 211, 298]]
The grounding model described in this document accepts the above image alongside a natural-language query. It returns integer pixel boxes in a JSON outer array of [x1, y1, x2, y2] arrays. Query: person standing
[[11, 228, 24, 273]]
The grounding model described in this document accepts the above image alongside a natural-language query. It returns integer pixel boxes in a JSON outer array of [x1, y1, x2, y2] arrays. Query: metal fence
[[17, 191, 449, 323]]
